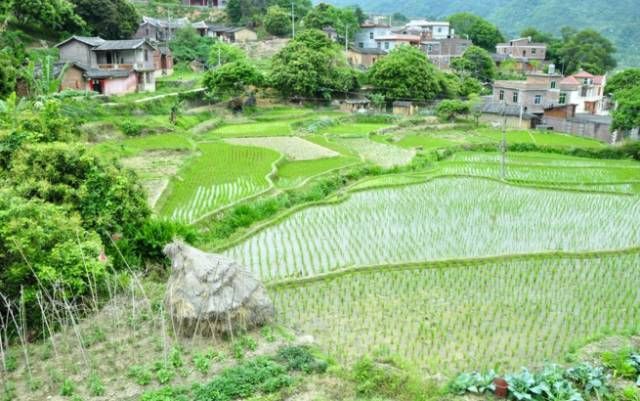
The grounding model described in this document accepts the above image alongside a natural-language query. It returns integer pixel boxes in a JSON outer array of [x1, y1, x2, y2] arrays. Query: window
[[144, 50, 148, 62], [369, 32, 374, 39], [532, 48, 537, 55], [512, 91, 519, 103], [377, 42, 381, 48], [522, 50, 526, 56], [534, 95, 542, 105], [499, 90, 504, 101], [550, 80, 557, 89], [145, 28, 149, 36], [384, 41, 389, 49], [427, 44, 433, 52], [559, 92, 566, 104], [437, 27, 442, 32], [581, 86, 588, 97], [358, 42, 364, 48]]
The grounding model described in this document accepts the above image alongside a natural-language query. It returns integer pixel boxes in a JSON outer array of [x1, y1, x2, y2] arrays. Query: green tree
[[557, 29, 616, 75], [611, 88, 640, 132], [452, 45, 496, 83], [208, 41, 247, 66], [226, 0, 243, 23], [70, 0, 140, 39], [352, 5, 366, 24], [264, 6, 290, 37], [12, 0, 85, 33], [203, 61, 263, 100], [436, 99, 470, 121], [0, 56, 18, 98], [391, 12, 408, 24], [268, 0, 311, 20], [368, 46, 444, 102], [169, 27, 216, 63], [270, 29, 358, 99], [303, 3, 358, 35], [448, 13, 504, 51], [605, 69, 640, 96]]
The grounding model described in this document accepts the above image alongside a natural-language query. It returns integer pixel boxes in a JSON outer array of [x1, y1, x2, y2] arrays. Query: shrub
[[139, 386, 190, 401], [436, 99, 471, 122], [118, 120, 144, 136], [276, 346, 327, 374]]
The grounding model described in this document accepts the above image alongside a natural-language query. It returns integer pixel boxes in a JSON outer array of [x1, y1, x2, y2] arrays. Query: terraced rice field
[[337, 137, 416, 168], [276, 156, 358, 188], [160, 142, 279, 223], [224, 177, 640, 280], [225, 136, 339, 160], [271, 252, 640, 375]]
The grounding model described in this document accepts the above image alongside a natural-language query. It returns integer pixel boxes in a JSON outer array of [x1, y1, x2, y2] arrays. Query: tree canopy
[[270, 29, 358, 99], [204, 61, 264, 100], [605, 69, 640, 96], [169, 27, 217, 64], [611, 88, 640, 132], [447, 13, 504, 52], [70, 0, 140, 40], [11, 0, 85, 33], [302, 3, 358, 36], [557, 29, 616, 75], [265, 6, 291, 37], [368, 45, 444, 102], [452, 45, 496, 84]]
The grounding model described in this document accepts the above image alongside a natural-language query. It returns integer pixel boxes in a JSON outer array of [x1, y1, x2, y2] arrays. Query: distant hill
[[322, 0, 640, 68]]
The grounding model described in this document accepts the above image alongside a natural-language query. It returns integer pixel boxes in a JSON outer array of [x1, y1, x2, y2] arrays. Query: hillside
[[322, 0, 640, 68]]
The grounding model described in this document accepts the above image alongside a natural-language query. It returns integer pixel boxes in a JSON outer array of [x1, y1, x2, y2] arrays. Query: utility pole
[[501, 101, 507, 180], [345, 25, 348, 53], [291, 2, 295, 39]]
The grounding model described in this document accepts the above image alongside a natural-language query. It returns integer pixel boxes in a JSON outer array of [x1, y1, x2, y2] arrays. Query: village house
[[496, 37, 547, 61], [182, 0, 225, 7], [55, 36, 161, 95], [354, 22, 391, 49], [542, 104, 616, 143], [375, 34, 420, 51], [206, 24, 257, 42], [134, 16, 208, 42], [346, 46, 386, 69], [557, 71, 609, 115], [422, 36, 471, 69], [476, 99, 539, 129], [492, 71, 563, 114], [399, 20, 451, 40]]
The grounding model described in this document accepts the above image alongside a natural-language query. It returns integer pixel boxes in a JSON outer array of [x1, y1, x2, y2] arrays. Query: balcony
[[98, 63, 133, 70]]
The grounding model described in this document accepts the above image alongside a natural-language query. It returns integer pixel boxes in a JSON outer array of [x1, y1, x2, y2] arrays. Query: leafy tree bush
[[368, 45, 444, 102], [169, 27, 217, 64], [264, 6, 290, 37], [605, 69, 640, 96], [270, 29, 359, 99], [452, 45, 496, 83], [70, 0, 140, 39], [0, 56, 18, 98], [0, 189, 107, 322], [611, 88, 640, 132], [557, 29, 617, 75], [448, 13, 504, 51], [11, 0, 85, 33], [436, 99, 470, 121], [303, 2, 358, 34], [203, 61, 263, 100], [208, 42, 247, 67]]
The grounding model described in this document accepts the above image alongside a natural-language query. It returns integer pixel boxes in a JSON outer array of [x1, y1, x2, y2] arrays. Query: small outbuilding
[[340, 99, 370, 113], [392, 101, 416, 116]]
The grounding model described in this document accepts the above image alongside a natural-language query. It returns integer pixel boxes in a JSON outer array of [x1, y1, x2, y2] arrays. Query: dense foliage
[[611, 88, 640, 132], [451, 45, 496, 83], [302, 3, 359, 35], [448, 13, 504, 52], [436, 99, 470, 121], [264, 6, 291, 37], [169, 27, 217, 64], [270, 29, 359, 99], [70, 0, 140, 40], [605, 69, 640, 96], [10, 0, 85, 33], [368, 46, 445, 102], [203, 61, 264, 100], [557, 29, 617, 75]]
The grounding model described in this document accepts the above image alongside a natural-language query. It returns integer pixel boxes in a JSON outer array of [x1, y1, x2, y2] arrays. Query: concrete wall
[[544, 116, 612, 143], [479, 114, 533, 129], [59, 40, 95, 66], [103, 73, 138, 96]]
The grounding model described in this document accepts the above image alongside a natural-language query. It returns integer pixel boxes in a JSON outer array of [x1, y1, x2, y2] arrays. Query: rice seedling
[[336, 137, 416, 168], [224, 177, 640, 280], [270, 253, 640, 375]]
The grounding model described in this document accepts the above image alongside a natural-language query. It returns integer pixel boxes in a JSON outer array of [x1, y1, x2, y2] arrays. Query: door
[[92, 79, 102, 93]]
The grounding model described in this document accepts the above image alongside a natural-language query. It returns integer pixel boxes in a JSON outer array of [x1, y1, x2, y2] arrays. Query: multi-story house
[[491, 71, 563, 114], [55, 36, 160, 95], [354, 22, 391, 49], [399, 20, 450, 40], [496, 37, 547, 61], [558, 71, 609, 115], [422, 36, 471, 69], [374, 34, 420, 52], [182, 0, 225, 7], [134, 16, 208, 42]]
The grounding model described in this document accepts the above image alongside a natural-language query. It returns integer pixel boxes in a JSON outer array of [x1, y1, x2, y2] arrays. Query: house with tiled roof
[[55, 36, 161, 95], [134, 16, 209, 42], [557, 70, 609, 115], [491, 71, 563, 114]]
